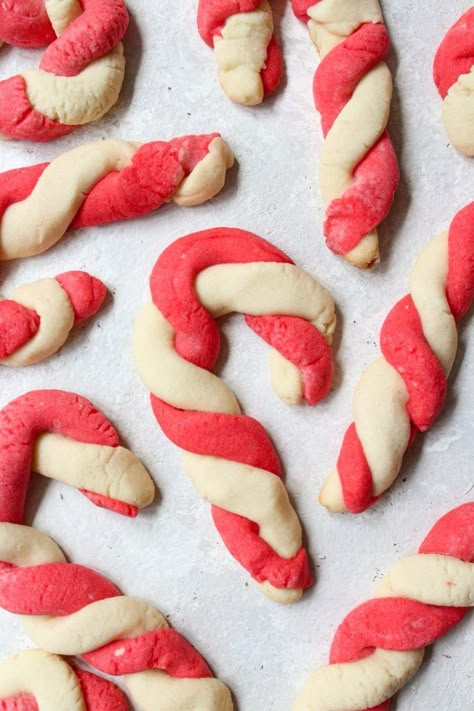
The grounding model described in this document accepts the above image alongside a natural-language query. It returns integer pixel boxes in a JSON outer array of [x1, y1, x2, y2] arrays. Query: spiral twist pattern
[[0, 649, 128, 711], [0, 271, 106, 366], [133, 227, 337, 603], [292, 0, 399, 268], [0, 135, 233, 260], [293, 503, 474, 710], [434, 9, 474, 157], [198, 0, 283, 104], [321, 203, 474, 513], [0, 0, 129, 141]]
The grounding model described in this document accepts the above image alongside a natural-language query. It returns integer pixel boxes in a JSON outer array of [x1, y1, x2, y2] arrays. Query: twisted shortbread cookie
[[433, 8, 474, 157], [321, 203, 474, 514], [0, 271, 106, 366], [0, 0, 129, 141], [293, 503, 474, 710], [197, 0, 282, 105], [0, 529, 233, 711], [0, 649, 128, 711], [0, 135, 233, 260], [292, 0, 399, 268], [133, 227, 336, 603], [0, 389, 155, 524]]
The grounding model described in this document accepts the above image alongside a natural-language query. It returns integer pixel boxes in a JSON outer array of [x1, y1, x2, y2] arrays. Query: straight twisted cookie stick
[[134, 227, 337, 603], [0, 135, 233, 260], [292, 0, 399, 268], [0, 649, 128, 710], [197, 0, 283, 105], [0, 0, 129, 141], [321, 203, 474, 513], [0, 271, 106, 366], [293, 503, 474, 710], [0, 527, 233, 711], [433, 8, 474, 157]]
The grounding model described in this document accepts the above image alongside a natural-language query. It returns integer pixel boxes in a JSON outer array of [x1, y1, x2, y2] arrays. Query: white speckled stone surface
[[0, 1, 473, 709]]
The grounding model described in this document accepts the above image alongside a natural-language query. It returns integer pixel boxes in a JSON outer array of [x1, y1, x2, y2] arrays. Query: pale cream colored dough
[[292, 546, 473, 709], [304, 0, 391, 269], [0, 649, 86, 711], [33, 432, 155, 509], [0, 524, 233, 711], [0, 137, 233, 260], [134, 261, 336, 603], [442, 67, 474, 157], [1, 278, 73, 366], [320, 231, 455, 512], [213, 0, 273, 105]]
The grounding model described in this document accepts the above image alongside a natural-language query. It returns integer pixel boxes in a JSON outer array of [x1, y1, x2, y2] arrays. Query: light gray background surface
[[0, 1, 473, 708]]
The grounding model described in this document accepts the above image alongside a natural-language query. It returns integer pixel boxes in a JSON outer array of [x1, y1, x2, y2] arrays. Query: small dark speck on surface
[[60, 493, 64, 500], [443, 654, 452, 659], [187, 112, 191, 116], [245, 582, 248, 587], [402, 477, 407, 482], [168, 86, 172, 90]]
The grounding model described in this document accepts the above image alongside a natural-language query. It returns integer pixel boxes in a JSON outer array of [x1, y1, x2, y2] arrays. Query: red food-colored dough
[[433, 8, 474, 99], [327, 503, 474, 711], [336, 203, 474, 513]]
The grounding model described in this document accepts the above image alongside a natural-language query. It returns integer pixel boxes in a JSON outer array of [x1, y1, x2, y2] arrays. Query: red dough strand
[[433, 8, 474, 99], [0, 0, 55, 48], [0, 302, 40, 360], [336, 203, 474, 513], [0, 390, 136, 523], [328, 503, 474, 711]]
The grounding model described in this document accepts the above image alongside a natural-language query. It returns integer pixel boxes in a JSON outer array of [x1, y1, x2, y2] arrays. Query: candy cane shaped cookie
[[292, 0, 399, 268], [293, 503, 474, 710], [0, 0, 129, 141], [133, 227, 337, 603], [433, 8, 474, 157], [0, 389, 155, 523], [321, 203, 474, 514], [0, 271, 106, 366], [0, 135, 234, 260], [197, 0, 283, 105], [0, 649, 129, 711]]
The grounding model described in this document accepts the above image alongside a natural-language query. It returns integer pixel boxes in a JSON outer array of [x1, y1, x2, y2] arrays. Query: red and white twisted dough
[[0, 271, 106, 366], [133, 227, 336, 604], [197, 0, 283, 105], [292, 0, 399, 269], [433, 8, 474, 157], [0, 649, 129, 711], [0, 135, 233, 260], [321, 203, 474, 514], [0, 390, 233, 711], [293, 503, 474, 710], [0, 0, 128, 141]]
